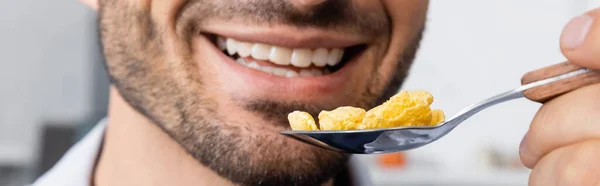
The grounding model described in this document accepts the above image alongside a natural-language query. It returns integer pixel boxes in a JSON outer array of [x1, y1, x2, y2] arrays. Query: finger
[[529, 140, 600, 186], [520, 83, 600, 168], [561, 8, 600, 69]]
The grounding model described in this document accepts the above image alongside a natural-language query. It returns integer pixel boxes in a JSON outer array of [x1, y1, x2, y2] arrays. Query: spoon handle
[[521, 62, 600, 103]]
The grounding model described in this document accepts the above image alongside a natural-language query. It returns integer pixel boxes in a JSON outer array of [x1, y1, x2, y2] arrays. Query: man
[[32, 0, 600, 185]]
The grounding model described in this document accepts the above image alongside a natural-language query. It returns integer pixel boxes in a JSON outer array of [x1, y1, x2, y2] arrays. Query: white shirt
[[31, 119, 372, 186], [31, 119, 107, 186]]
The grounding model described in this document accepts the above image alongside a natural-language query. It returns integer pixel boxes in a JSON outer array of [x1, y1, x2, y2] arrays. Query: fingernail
[[562, 15, 594, 49], [519, 132, 528, 154]]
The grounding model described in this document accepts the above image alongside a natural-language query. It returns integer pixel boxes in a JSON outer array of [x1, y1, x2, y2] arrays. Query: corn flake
[[288, 90, 445, 131], [288, 111, 319, 130], [319, 106, 367, 130]]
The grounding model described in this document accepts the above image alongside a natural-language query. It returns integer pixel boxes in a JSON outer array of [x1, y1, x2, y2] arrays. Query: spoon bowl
[[282, 125, 442, 154]]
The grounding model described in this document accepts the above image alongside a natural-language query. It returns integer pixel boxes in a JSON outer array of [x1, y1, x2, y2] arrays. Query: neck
[[94, 87, 337, 186], [94, 87, 235, 186]]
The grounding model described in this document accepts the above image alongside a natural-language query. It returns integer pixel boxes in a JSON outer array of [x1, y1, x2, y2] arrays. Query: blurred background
[[1, 1, 599, 186]]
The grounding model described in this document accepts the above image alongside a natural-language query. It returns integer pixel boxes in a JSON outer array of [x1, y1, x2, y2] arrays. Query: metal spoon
[[281, 62, 600, 154]]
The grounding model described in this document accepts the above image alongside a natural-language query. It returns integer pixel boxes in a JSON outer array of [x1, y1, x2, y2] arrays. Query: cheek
[[380, 0, 428, 64], [383, 0, 429, 25], [150, 0, 186, 28], [366, 38, 400, 94], [189, 37, 227, 97]]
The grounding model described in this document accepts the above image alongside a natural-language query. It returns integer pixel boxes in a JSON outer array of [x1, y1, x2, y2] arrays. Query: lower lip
[[206, 36, 362, 95]]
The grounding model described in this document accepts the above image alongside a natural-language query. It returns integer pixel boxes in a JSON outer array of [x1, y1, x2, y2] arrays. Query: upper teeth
[[217, 37, 344, 68]]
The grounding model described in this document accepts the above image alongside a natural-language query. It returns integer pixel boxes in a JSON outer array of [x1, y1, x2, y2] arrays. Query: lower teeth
[[235, 58, 327, 77]]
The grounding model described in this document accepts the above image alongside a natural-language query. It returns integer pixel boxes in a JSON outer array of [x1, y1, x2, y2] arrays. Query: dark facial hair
[[98, 0, 423, 185]]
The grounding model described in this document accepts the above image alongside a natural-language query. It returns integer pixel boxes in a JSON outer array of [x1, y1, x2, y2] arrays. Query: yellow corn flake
[[288, 111, 319, 130], [362, 90, 443, 129], [288, 90, 445, 131], [318, 107, 367, 130], [359, 105, 386, 128], [430, 109, 445, 125], [388, 105, 433, 127], [407, 90, 434, 105]]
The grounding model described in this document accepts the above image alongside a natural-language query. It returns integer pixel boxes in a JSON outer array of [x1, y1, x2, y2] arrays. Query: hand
[[520, 8, 600, 186]]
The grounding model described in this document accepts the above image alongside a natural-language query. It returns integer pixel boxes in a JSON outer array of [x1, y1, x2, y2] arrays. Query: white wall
[[0, 1, 97, 165], [405, 0, 571, 170]]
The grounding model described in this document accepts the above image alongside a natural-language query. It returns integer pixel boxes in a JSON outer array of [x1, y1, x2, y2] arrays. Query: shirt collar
[[31, 119, 107, 186]]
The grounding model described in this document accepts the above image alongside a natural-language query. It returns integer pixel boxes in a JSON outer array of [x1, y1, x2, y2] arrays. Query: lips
[[192, 25, 370, 99]]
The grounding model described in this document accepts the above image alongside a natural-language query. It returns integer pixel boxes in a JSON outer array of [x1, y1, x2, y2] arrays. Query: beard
[[97, 0, 424, 185]]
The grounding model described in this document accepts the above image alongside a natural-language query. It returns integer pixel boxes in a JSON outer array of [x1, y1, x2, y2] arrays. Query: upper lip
[[201, 23, 368, 49]]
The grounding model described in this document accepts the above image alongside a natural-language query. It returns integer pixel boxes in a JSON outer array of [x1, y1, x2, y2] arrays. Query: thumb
[[561, 8, 600, 69]]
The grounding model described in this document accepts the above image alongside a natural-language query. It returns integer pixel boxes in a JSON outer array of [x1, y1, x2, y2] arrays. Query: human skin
[[82, 0, 428, 186], [80, 0, 600, 185], [520, 9, 600, 186]]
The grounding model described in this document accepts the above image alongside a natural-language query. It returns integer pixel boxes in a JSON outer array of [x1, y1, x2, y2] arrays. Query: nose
[[290, 0, 328, 10]]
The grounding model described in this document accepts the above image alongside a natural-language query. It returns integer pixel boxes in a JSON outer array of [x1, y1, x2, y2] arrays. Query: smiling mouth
[[207, 34, 366, 78]]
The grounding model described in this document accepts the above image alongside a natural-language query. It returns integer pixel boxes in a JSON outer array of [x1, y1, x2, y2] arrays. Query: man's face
[[98, 0, 428, 185]]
